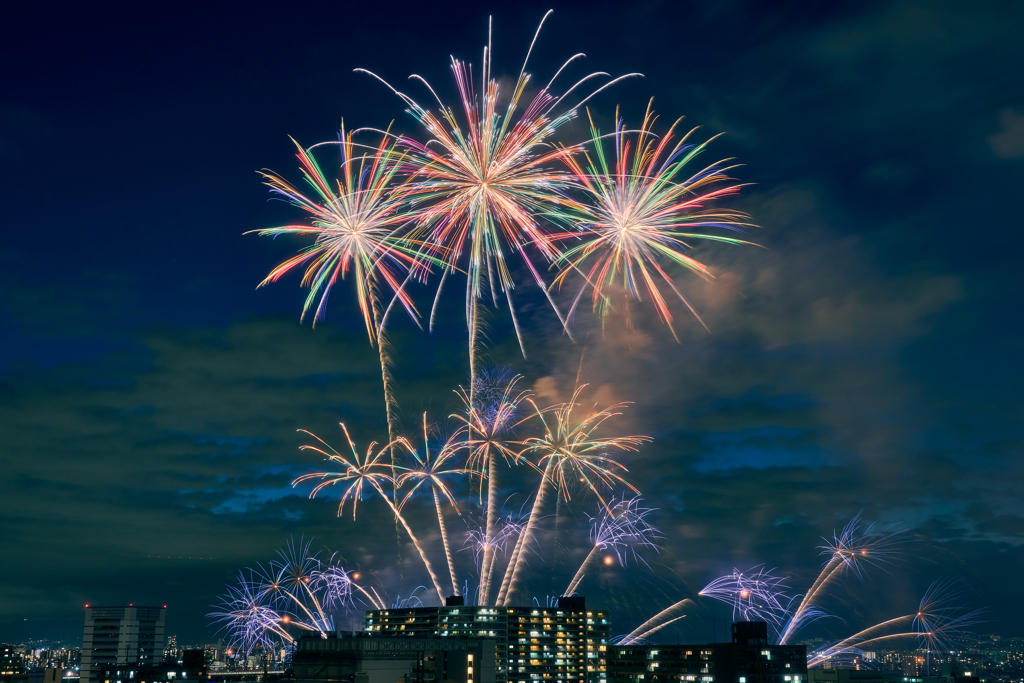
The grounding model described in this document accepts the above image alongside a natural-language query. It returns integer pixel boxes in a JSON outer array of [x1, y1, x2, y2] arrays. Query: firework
[[209, 570, 293, 656], [695, 514, 982, 669], [777, 512, 905, 645], [251, 126, 424, 336], [617, 598, 694, 645], [699, 566, 792, 635], [357, 12, 641, 382], [450, 370, 532, 604], [549, 101, 754, 338], [292, 424, 447, 602], [565, 496, 662, 596], [209, 540, 366, 655], [398, 414, 471, 596], [807, 579, 983, 669], [251, 127, 446, 507], [259, 538, 338, 635], [497, 385, 649, 605], [464, 511, 526, 570]]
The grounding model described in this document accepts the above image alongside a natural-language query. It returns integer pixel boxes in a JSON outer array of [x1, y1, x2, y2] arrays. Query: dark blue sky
[[2, 0, 1023, 645]]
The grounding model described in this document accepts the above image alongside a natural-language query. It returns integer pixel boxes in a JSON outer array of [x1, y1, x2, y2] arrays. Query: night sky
[[3, 0, 1023, 646]]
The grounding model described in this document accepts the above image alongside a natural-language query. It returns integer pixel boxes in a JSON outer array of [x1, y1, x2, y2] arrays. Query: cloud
[[988, 108, 1024, 159]]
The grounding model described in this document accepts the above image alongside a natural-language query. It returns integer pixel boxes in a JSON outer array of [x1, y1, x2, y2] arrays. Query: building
[[81, 606, 167, 683], [96, 650, 206, 683], [2, 645, 25, 675], [364, 596, 610, 683], [610, 622, 807, 683], [163, 637, 178, 664], [8, 668, 61, 683], [291, 633, 495, 683], [805, 663, 979, 683]]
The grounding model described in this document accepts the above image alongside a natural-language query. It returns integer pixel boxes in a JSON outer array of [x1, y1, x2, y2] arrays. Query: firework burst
[[699, 566, 792, 636], [357, 12, 641, 376], [209, 540, 364, 655], [550, 101, 754, 338], [251, 125, 426, 336], [565, 496, 662, 597], [806, 579, 984, 669]]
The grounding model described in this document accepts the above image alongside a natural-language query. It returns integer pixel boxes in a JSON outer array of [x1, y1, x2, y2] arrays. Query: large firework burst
[[551, 101, 754, 338]]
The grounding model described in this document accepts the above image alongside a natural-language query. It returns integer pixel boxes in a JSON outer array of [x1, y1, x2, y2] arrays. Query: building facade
[[81, 606, 167, 683], [2, 644, 25, 675], [292, 633, 496, 683], [363, 597, 610, 683], [610, 622, 806, 683]]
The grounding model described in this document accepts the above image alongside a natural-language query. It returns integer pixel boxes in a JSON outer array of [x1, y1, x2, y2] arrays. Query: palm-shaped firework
[[397, 414, 470, 598], [291, 424, 448, 603], [358, 11, 641, 377], [450, 369, 532, 604], [551, 102, 754, 338], [252, 126, 424, 336], [496, 384, 649, 605]]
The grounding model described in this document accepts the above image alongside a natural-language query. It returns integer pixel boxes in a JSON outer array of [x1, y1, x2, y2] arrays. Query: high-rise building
[[364, 596, 610, 683], [609, 622, 806, 683], [164, 636, 178, 663], [81, 606, 166, 683]]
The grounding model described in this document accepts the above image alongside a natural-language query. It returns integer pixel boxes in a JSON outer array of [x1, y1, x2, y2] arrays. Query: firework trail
[[807, 579, 983, 669], [451, 369, 532, 604], [356, 12, 641, 411], [398, 413, 471, 596], [777, 512, 905, 645], [618, 598, 694, 645], [498, 385, 649, 605], [565, 496, 662, 596], [292, 424, 448, 603], [550, 101, 754, 339], [699, 565, 791, 635]]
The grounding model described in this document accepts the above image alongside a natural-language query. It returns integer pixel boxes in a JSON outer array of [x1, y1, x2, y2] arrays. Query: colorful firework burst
[[550, 101, 754, 338]]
